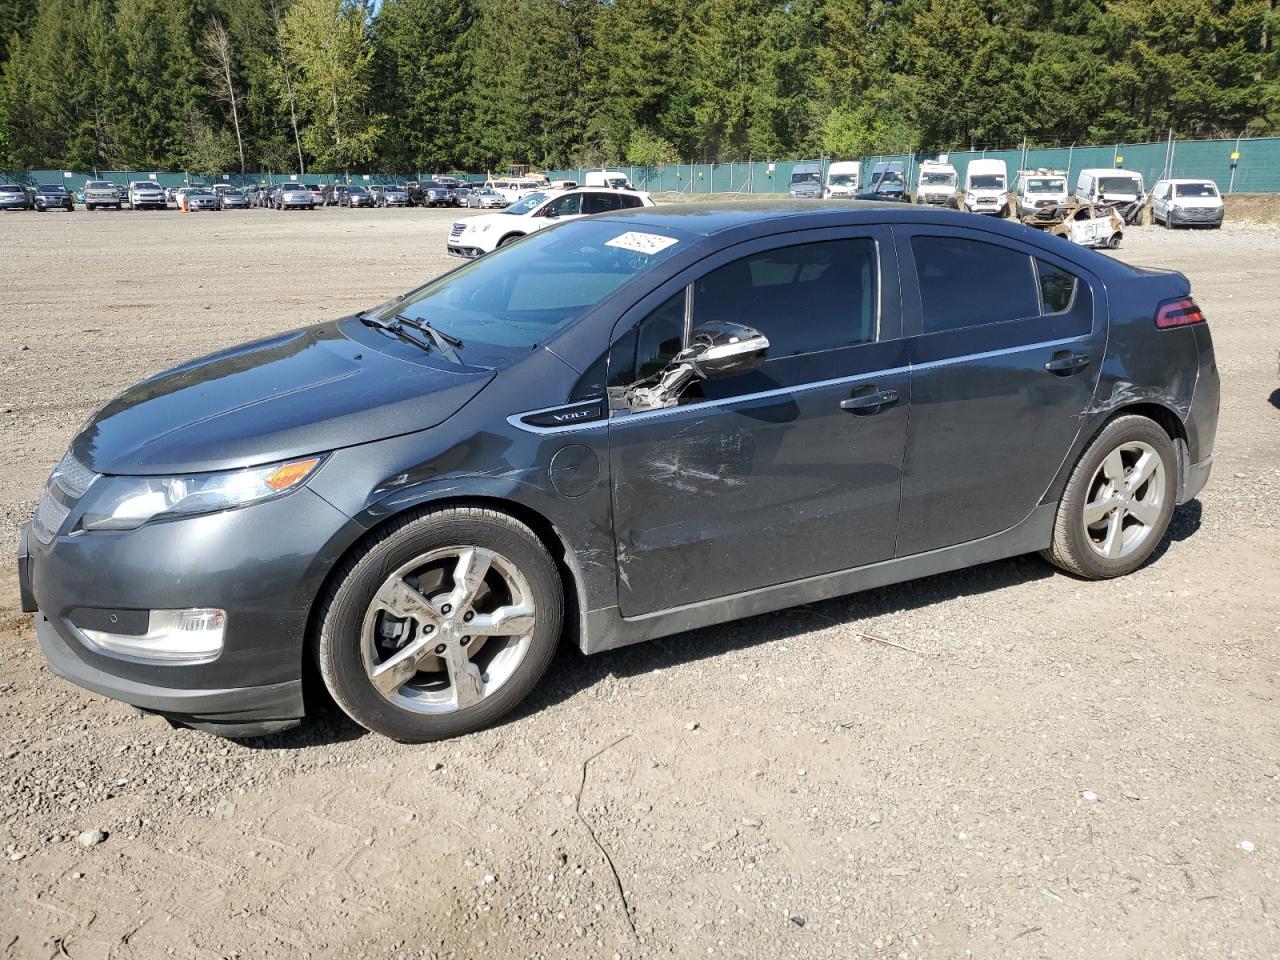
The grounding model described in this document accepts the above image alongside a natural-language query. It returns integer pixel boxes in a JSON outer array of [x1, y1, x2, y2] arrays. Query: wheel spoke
[[369, 634, 435, 696], [1101, 507, 1126, 559], [1126, 450, 1159, 493], [1083, 493, 1120, 526], [441, 642, 485, 709], [1126, 496, 1162, 527], [468, 600, 536, 637], [373, 578, 441, 625], [451, 547, 494, 610], [1102, 448, 1126, 485]]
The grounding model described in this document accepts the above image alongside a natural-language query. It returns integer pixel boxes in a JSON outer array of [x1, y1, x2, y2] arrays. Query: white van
[[1075, 168, 1145, 223], [823, 160, 860, 198], [584, 170, 632, 190], [915, 158, 957, 207], [1150, 179, 1224, 229], [1013, 170, 1068, 216], [963, 158, 1008, 216]]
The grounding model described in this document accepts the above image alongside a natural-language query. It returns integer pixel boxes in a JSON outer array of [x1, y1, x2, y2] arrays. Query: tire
[[1042, 415, 1176, 580], [318, 506, 564, 742], [1108, 233, 1122, 249], [85, 203, 93, 211]]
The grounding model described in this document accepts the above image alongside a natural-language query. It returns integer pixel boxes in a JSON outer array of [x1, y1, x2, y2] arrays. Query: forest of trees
[[1, 0, 1276, 174]]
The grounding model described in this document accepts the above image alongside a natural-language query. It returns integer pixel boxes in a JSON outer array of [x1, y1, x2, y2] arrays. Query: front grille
[[450, 223, 466, 238], [32, 452, 98, 544], [1178, 207, 1219, 221]]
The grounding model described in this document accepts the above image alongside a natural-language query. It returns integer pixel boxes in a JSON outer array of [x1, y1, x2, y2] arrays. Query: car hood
[[462, 212, 525, 230], [72, 319, 494, 475]]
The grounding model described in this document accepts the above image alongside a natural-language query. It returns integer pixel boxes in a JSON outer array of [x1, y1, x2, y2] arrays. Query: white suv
[[128, 180, 167, 210], [447, 188, 654, 258]]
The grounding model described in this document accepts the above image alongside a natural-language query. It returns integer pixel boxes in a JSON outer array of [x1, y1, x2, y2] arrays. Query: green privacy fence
[[4, 136, 1276, 195], [546, 136, 1280, 195]]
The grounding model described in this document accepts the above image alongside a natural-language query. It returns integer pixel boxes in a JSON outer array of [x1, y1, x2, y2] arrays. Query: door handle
[[1044, 352, 1091, 374], [841, 388, 899, 412]]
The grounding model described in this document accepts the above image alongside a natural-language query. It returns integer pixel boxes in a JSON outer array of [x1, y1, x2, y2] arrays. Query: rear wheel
[[318, 506, 563, 742], [1042, 415, 1175, 579]]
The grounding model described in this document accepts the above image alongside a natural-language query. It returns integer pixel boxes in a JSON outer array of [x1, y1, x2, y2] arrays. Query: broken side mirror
[[622, 321, 769, 413], [679, 321, 770, 379]]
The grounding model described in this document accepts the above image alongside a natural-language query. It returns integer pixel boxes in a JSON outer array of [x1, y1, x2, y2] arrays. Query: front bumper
[[0, 198, 29, 209], [21, 485, 360, 738], [1169, 207, 1223, 227]]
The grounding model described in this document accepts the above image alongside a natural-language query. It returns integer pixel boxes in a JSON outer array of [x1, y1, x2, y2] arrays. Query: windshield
[[87, 181, 113, 189], [1026, 178, 1065, 193], [0, 185, 22, 192], [505, 192, 548, 215], [1175, 182, 1218, 197], [1098, 176, 1140, 195], [225, 190, 244, 198], [790, 171, 821, 185], [970, 175, 1004, 190], [303, 184, 321, 191], [378, 219, 688, 363], [38, 186, 64, 193], [921, 172, 955, 186], [827, 174, 857, 186], [349, 186, 368, 194]]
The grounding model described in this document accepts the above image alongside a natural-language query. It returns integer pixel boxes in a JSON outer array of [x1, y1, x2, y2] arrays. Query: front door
[[893, 227, 1105, 556], [607, 229, 910, 617]]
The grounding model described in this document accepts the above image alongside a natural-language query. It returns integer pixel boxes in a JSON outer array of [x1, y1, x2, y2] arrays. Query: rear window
[[911, 236, 1040, 333]]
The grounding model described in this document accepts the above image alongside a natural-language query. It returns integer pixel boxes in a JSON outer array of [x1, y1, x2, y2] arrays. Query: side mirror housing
[[680, 321, 769, 379]]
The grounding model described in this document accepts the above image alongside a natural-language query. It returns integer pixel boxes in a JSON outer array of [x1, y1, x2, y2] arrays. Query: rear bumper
[[36, 612, 302, 737]]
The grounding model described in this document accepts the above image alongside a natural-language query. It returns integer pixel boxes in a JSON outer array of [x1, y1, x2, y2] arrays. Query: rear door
[[893, 227, 1105, 555], [607, 227, 910, 616]]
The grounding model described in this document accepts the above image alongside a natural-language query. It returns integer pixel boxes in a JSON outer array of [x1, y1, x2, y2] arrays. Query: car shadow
[[1268, 387, 1280, 411], [242, 500, 1205, 750]]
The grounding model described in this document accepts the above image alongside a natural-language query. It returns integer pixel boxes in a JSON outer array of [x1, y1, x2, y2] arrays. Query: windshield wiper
[[390, 314, 464, 363], [360, 312, 436, 355]]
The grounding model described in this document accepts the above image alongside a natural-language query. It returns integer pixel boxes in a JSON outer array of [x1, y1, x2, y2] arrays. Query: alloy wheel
[[1081, 440, 1166, 560], [360, 546, 536, 714]]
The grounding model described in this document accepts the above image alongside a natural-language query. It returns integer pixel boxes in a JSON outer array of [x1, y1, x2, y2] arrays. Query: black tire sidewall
[[1057, 416, 1176, 578], [319, 509, 563, 742]]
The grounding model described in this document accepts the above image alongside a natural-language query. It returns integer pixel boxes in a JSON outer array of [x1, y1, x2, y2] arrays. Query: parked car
[[276, 184, 315, 210], [372, 184, 410, 207], [298, 183, 325, 206], [446, 187, 652, 258], [329, 184, 349, 207], [217, 189, 248, 210], [963, 159, 1008, 216], [1013, 170, 1069, 217], [466, 187, 508, 209], [788, 161, 823, 199], [1036, 201, 1126, 249], [450, 185, 473, 207], [823, 161, 861, 199], [1150, 179, 1224, 229], [857, 161, 908, 202], [128, 181, 167, 210], [19, 201, 1218, 742], [1075, 168, 1145, 225], [83, 180, 122, 211], [342, 184, 375, 208], [583, 170, 632, 189], [182, 188, 220, 212], [422, 181, 454, 207], [0, 183, 32, 210], [33, 184, 75, 212], [915, 159, 958, 207]]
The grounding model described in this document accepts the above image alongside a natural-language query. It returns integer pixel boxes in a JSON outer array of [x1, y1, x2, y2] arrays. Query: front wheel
[[318, 507, 563, 742], [1042, 415, 1176, 579]]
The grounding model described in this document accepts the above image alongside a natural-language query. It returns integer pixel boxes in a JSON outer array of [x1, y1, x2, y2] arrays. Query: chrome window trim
[[507, 334, 1086, 435]]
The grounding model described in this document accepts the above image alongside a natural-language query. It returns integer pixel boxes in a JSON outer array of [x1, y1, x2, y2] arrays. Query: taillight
[[1155, 296, 1205, 329]]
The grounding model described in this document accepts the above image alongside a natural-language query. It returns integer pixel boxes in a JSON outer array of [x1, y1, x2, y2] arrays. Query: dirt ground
[[0, 206, 1277, 960]]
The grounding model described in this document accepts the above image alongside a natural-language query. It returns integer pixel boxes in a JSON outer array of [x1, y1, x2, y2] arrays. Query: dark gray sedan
[[20, 202, 1218, 743]]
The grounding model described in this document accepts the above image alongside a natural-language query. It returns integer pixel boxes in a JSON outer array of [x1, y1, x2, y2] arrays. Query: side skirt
[[581, 503, 1056, 655]]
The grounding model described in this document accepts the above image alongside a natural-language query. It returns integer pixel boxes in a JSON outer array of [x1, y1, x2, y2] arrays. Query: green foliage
[[0, 0, 1275, 171]]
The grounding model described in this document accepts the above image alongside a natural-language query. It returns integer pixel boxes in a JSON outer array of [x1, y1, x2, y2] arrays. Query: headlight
[[80, 456, 323, 531]]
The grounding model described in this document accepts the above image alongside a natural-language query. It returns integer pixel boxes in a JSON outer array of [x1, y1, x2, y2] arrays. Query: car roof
[[1160, 178, 1218, 185]]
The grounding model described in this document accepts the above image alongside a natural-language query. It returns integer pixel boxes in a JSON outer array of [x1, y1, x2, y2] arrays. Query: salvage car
[[447, 187, 652, 257], [20, 201, 1218, 743], [1150, 179, 1224, 229], [1040, 201, 1126, 249], [33, 184, 75, 212], [0, 183, 32, 210]]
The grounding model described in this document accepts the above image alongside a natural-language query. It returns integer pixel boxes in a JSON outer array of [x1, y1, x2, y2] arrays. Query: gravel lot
[[1, 206, 1278, 960]]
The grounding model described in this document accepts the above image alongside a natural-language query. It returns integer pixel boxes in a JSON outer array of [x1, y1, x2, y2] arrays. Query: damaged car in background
[[20, 201, 1217, 743]]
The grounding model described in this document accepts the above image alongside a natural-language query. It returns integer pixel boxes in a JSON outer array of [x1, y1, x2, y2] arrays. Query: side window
[[618, 193, 645, 209], [608, 291, 685, 389], [1036, 259, 1079, 314], [692, 239, 877, 358], [911, 236, 1040, 333], [582, 192, 619, 215], [545, 193, 582, 217]]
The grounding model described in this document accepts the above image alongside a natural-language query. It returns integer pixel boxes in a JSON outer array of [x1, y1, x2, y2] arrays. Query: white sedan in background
[[446, 188, 653, 258]]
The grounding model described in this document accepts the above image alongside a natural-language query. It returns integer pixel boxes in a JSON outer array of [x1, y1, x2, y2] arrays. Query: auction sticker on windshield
[[605, 231, 680, 256]]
